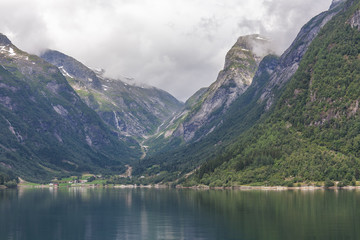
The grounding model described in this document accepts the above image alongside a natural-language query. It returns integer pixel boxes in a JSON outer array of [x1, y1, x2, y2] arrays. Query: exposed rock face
[[348, 9, 360, 30], [259, 2, 346, 110], [156, 34, 273, 143], [41, 50, 102, 89], [41, 50, 183, 139], [330, 0, 347, 9], [210, 35, 269, 108]]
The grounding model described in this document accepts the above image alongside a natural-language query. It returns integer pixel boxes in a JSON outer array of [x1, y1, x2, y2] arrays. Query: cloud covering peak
[[0, 0, 332, 101]]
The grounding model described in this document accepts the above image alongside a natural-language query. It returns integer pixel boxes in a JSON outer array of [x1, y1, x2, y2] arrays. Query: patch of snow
[[86, 135, 92, 146], [0, 46, 16, 56], [102, 84, 109, 91], [102, 85, 109, 91], [88, 78, 93, 82], [256, 36, 267, 41], [8, 47, 16, 56], [59, 66, 74, 79], [53, 105, 68, 116]]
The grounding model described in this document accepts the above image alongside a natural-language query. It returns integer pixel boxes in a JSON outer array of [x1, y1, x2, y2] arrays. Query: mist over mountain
[[40, 50, 183, 139], [0, 0, 332, 101]]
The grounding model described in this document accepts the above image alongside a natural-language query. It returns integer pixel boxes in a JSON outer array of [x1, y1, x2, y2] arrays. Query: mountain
[[145, 34, 273, 155], [191, 0, 360, 187], [40, 50, 183, 140], [134, 0, 349, 185], [0, 34, 141, 182]]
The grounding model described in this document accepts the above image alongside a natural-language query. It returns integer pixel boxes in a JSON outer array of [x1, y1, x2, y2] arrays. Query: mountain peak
[[235, 34, 269, 51], [0, 33, 12, 46], [224, 34, 272, 71]]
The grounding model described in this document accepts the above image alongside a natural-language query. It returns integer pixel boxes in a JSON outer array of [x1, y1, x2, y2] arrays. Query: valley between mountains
[[2, 0, 360, 188]]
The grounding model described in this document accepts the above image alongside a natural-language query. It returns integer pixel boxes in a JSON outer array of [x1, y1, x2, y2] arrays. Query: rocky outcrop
[[348, 9, 360, 30]]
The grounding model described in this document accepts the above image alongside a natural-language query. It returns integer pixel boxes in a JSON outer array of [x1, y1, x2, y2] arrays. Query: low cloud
[[0, 0, 332, 101]]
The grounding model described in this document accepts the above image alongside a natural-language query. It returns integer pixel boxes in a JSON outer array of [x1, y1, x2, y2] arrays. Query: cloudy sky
[[1, 0, 332, 101]]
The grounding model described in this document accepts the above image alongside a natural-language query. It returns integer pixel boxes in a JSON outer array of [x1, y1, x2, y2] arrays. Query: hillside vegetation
[[190, 0, 360, 187]]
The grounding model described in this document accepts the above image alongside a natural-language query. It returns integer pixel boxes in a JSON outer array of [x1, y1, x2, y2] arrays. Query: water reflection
[[0, 188, 359, 240]]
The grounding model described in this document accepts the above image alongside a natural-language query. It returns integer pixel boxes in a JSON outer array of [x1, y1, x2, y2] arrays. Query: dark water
[[0, 188, 359, 240]]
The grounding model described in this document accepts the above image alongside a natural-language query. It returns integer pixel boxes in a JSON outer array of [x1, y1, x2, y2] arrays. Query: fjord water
[[0, 188, 359, 240]]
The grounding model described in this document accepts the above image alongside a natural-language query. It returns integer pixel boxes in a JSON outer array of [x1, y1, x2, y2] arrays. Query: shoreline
[[178, 185, 360, 191], [12, 183, 360, 191]]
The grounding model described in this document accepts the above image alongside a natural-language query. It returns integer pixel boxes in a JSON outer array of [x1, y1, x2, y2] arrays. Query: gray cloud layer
[[0, 0, 332, 101]]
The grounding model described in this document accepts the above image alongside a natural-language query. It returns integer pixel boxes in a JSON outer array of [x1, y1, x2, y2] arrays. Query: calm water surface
[[0, 188, 359, 240]]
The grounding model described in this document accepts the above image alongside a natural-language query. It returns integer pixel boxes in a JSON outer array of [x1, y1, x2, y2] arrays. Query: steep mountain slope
[[0, 34, 141, 182], [259, 1, 347, 111], [193, 0, 360, 186], [145, 35, 273, 154], [40, 50, 183, 139], [134, 0, 347, 184]]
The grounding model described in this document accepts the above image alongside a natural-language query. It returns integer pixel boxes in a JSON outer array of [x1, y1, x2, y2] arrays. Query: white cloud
[[0, 0, 332, 101]]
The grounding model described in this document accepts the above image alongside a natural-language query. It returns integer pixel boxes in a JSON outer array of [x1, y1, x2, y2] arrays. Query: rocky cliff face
[[0, 34, 141, 182], [155, 34, 273, 144], [259, 0, 348, 110], [330, 0, 348, 9], [41, 50, 183, 139]]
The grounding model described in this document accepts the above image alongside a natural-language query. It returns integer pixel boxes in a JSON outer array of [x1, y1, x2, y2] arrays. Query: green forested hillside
[[133, 55, 279, 183], [0, 36, 141, 182], [191, 0, 360, 187]]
